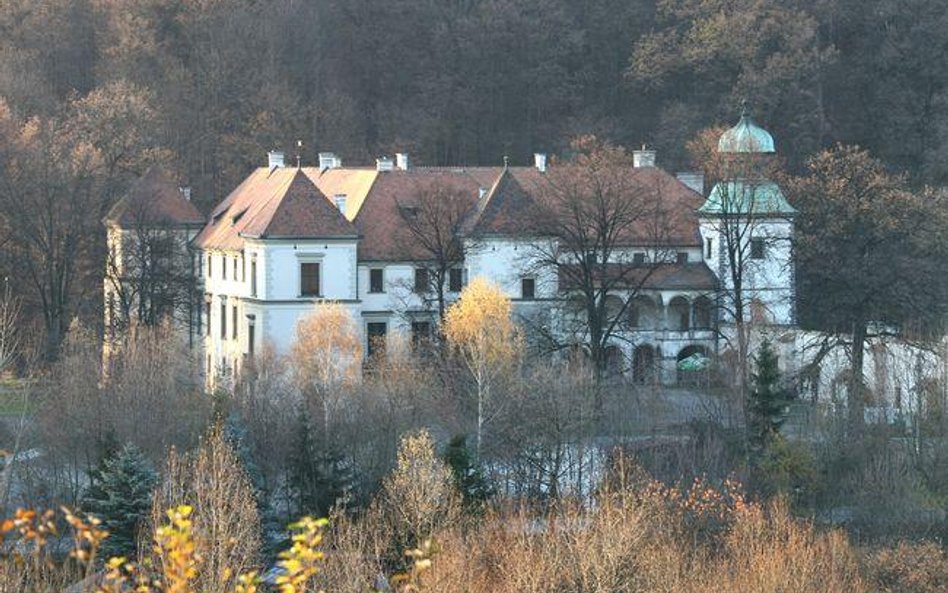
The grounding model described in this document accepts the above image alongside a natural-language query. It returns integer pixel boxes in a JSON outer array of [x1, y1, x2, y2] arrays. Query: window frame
[[521, 277, 536, 300], [750, 238, 766, 260], [300, 261, 321, 297], [449, 267, 463, 293], [413, 267, 429, 294], [369, 268, 385, 293]]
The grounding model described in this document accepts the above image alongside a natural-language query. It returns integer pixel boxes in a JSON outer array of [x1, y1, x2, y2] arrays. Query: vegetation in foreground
[[2, 431, 948, 593]]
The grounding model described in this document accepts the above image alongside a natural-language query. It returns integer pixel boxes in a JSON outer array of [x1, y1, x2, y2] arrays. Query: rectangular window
[[250, 260, 257, 296], [300, 262, 320, 296], [220, 301, 227, 339], [449, 268, 463, 292], [411, 321, 431, 348], [223, 256, 227, 280], [414, 268, 429, 293], [676, 252, 689, 264], [248, 322, 255, 357], [705, 238, 713, 259], [521, 277, 535, 299], [207, 255, 212, 278], [369, 268, 384, 293], [205, 302, 211, 336], [232, 305, 238, 340], [633, 252, 646, 265], [367, 322, 387, 358], [234, 257, 239, 281], [751, 238, 766, 260]]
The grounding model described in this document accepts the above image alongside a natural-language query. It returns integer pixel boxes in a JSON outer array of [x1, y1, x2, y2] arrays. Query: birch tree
[[444, 278, 520, 458]]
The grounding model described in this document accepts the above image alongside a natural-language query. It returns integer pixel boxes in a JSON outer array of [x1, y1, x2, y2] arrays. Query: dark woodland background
[[0, 0, 946, 351]]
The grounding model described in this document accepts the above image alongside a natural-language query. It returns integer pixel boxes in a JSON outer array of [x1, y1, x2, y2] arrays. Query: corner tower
[[697, 105, 796, 327]]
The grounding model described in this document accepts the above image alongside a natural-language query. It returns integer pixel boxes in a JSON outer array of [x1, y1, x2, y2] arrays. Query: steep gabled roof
[[105, 167, 204, 227], [247, 169, 357, 239], [193, 167, 365, 250], [353, 168, 493, 261], [466, 168, 543, 236]]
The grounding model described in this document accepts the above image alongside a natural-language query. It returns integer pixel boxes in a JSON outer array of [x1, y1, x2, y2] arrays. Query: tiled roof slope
[[465, 166, 704, 247], [354, 168, 501, 261], [105, 167, 204, 227], [466, 168, 544, 236], [193, 167, 371, 250], [253, 169, 358, 239], [195, 161, 704, 255]]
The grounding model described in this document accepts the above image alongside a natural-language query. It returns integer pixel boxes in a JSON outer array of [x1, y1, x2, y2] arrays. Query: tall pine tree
[[747, 339, 791, 449]]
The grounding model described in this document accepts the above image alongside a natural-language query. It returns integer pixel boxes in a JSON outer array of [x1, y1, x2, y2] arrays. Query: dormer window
[[334, 195, 347, 214]]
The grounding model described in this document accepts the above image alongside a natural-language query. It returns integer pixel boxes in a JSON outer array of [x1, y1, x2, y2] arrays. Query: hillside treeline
[[0, 0, 947, 354]]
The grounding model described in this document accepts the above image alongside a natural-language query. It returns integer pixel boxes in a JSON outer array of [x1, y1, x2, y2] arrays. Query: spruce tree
[[443, 435, 491, 507], [82, 443, 157, 560], [748, 339, 791, 449]]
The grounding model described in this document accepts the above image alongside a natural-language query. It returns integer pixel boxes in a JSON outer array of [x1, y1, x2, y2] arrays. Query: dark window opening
[[301, 262, 320, 296], [220, 301, 227, 338], [676, 252, 688, 264], [370, 268, 384, 293], [411, 321, 432, 349], [449, 268, 463, 292], [250, 260, 257, 296], [248, 323, 255, 357], [223, 256, 227, 280], [706, 238, 713, 259], [205, 302, 211, 336], [414, 268, 429, 293], [232, 305, 238, 340], [521, 277, 535, 299], [367, 322, 387, 358], [751, 238, 766, 260], [633, 252, 646, 265]]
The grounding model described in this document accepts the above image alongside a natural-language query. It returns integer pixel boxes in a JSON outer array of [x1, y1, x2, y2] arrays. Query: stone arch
[[668, 296, 691, 331], [693, 295, 713, 329], [628, 295, 661, 329], [677, 344, 711, 384], [603, 344, 624, 377], [632, 344, 658, 384]]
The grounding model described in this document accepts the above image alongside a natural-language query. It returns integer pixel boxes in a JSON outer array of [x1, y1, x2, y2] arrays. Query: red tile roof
[[105, 167, 204, 227], [354, 168, 498, 261], [193, 167, 361, 250], [465, 166, 703, 246]]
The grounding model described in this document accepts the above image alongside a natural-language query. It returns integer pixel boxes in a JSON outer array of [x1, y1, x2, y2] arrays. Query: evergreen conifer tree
[[288, 403, 352, 517], [82, 443, 157, 560], [748, 339, 791, 448], [443, 435, 491, 507]]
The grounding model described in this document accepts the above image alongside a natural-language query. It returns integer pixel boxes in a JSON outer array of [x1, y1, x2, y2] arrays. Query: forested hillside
[[0, 0, 946, 352]]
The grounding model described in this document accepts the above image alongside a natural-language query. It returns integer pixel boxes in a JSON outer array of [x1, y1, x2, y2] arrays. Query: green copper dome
[[718, 106, 775, 153]]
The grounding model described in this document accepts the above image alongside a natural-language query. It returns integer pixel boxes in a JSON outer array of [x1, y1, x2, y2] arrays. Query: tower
[[697, 106, 797, 327]]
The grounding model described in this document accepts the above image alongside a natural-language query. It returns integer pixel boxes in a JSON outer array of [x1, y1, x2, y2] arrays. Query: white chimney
[[676, 171, 705, 195], [534, 152, 547, 173], [395, 152, 410, 171], [376, 156, 394, 172], [179, 186, 192, 201], [319, 152, 341, 170], [632, 147, 656, 168], [268, 151, 285, 169]]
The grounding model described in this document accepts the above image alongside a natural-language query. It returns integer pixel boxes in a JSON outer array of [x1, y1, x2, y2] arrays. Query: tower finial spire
[[503, 155, 509, 170], [740, 98, 750, 118]]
